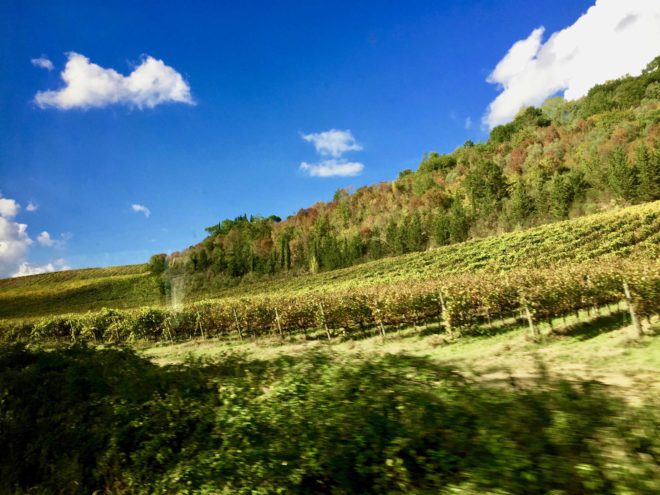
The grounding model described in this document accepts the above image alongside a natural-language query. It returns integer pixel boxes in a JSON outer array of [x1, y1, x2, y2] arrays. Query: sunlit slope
[[1, 202, 658, 320], [200, 201, 660, 301], [0, 264, 162, 319]]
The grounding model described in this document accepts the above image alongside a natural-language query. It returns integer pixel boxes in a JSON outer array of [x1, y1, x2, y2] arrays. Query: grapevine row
[[2, 257, 657, 344]]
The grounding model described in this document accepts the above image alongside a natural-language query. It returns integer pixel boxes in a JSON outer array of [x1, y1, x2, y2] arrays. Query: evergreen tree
[[433, 210, 451, 246], [531, 168, 550, 219], [449, 198, 470, 243], [279, 236, 291, 271], [636, 144, 660, 201], [385, 219, 405, 255], [607, 147, 637, 201], [549, 173, 574, 220], [405, 213, 426, 252], [509, 179, 534, 225]]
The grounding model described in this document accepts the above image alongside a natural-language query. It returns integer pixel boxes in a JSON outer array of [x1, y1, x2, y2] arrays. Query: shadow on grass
[[557, 310, 631, 341], [1, 343, 658, 495]]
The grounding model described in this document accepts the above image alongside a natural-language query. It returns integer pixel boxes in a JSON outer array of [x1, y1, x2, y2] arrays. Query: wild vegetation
[[1, 344, 658, 494]]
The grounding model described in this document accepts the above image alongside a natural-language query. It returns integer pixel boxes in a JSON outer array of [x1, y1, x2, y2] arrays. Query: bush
[[1, 345, 658, 494]]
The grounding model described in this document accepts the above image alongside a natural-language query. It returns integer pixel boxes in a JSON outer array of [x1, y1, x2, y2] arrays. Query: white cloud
[[484, 0, 660, 128], [26, 201, 38, 212], [301, 129, 362, 158], [37, 231, 54, 246], [31, 56, 54, 71], [13, 259, 70, 278], [131, 203, 151, 218], [0, 196, 20, 218], [0, 194, 33, 277], [464, 117, 472, 129], [300, 159, 364, 178], [35, 52, 194, 110], [0, 194, 30, 277], [0, 194, 70, 278]]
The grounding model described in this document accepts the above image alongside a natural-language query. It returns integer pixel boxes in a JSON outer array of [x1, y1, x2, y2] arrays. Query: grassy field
[[0, 264, 162, 320], [141, 306, 660, 395], [1, 201, 658, 321]]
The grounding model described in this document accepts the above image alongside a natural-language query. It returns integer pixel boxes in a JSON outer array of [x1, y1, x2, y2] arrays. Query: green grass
[[4, 337, 659, 494], [0, 264, 163, 320], [141, 308, 660, 396]]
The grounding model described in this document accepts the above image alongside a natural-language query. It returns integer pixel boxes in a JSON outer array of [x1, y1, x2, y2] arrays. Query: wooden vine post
[[232, 307, 243, 341], [196, 311, 206, 339], [524, 303, 537, 337], [274, 307, 283, 338], [622, 280, 644, 337], [438, 290, 451, 335], [318, 302, 331, 340], [374, 307, 386, 343]]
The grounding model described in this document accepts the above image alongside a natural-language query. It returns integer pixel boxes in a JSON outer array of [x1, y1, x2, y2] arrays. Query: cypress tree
[[509, 179, 534, 225], [549, 173, 573, 219], [607, 147, 637, 201], [449, 198, 470, 243], [636, 144, 660, 201], [433, 209, 451, 246]]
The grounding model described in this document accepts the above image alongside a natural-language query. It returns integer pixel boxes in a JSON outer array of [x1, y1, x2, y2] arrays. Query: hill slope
[[165, 56, 660, 285], [1, 201, 658, 321], [0, 265, 161, 320]]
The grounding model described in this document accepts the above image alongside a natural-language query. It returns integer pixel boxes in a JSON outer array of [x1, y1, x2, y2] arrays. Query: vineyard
[[2, 253, 657, 345]]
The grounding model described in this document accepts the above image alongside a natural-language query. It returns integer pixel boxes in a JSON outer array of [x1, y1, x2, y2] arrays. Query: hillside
[[1, 201, 657, 322], [0, 264, 160, 320], [164, 56, 660, 286]]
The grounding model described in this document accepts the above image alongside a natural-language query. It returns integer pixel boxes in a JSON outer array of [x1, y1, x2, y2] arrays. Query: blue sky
[[3, 0, 654, 276]]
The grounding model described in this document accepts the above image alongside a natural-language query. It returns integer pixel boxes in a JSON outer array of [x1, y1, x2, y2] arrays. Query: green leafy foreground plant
[[0, 344, 658, 494]]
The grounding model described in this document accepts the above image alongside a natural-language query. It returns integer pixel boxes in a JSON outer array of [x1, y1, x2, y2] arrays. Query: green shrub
[[1, 345, 658, 494]]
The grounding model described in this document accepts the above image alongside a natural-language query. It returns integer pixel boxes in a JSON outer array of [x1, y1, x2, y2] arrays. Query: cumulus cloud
[[31, 56, 54, 71], [131, 203, 151, 218], [0, 217, 32, 278], [0, 196, 20, 218], [301, 129, 363, 158], [13, 259, 70, 278], [0, 194, 32, 278], [300, 129, 365, 177], [26, 202, 38, 212], [0, 194, 70, 278], [300, 159, 364, 178], [484, 0, 660, 128], [35, 52, 194, 110], [37, 231, 54, 246]]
